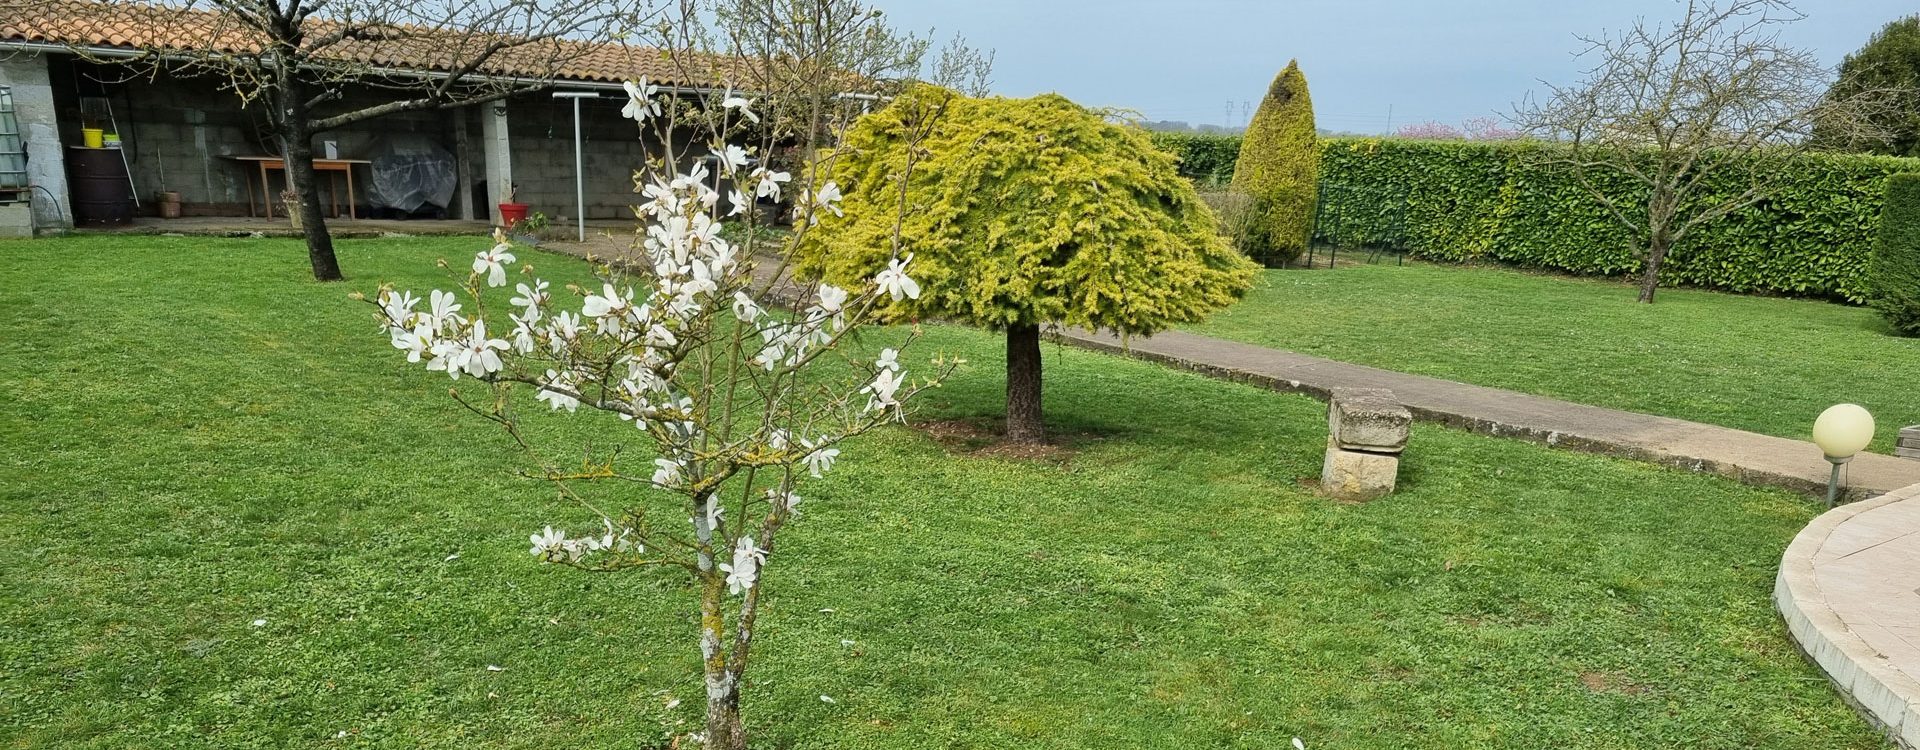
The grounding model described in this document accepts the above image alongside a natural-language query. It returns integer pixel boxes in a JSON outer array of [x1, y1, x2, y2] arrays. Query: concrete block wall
[[505, 93, 654, 221], [30, 55, 703, 223], [51, 56, 448, 216], [0, 53, 72, 231]]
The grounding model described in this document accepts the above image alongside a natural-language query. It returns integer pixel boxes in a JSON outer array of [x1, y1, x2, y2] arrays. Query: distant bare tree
[[1394, 120, 1462, 140], [1515, 0, 1894, 303], [29, 0, 650, 281], [1461, 116, 1519, 141]]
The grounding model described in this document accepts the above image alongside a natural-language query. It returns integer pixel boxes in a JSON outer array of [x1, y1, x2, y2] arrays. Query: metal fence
[[1304, 181, 1410, 268]]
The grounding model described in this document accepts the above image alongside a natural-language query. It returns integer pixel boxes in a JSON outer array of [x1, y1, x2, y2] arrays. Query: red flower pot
[[498, 202, 530, 226]]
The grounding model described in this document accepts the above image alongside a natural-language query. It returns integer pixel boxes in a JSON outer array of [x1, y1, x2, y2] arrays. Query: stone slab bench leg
[[1322, 387, 1412, 502]]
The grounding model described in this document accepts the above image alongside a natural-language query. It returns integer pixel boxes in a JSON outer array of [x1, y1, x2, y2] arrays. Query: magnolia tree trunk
[[275, 83, 344, 282], [1005, 323, 1044, 443], [698, 544, 746, 749]]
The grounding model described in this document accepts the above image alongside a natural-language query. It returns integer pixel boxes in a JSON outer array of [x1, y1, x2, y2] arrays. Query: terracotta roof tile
[[0, 0, 732, 88]]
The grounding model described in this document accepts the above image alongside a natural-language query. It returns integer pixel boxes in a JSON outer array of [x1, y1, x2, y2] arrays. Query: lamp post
[[551, 91, 601, 242], [1813, 403, 1876, 508]]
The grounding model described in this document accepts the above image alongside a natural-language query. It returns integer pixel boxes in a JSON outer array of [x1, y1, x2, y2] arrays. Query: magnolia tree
[[360, 2, 981, 746]]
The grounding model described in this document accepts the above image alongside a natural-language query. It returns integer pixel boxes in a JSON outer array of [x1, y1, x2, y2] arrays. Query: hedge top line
[[1148, 131, 1920, 174]]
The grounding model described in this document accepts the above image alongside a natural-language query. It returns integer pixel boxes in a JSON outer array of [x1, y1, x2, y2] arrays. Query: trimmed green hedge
[[1149, 133, 1920, 301], [1870, 173, 1920, 333], [1148, 132, 1242, 185]]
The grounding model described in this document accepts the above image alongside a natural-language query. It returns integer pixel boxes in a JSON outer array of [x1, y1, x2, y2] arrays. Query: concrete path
[[1777, 482, 1920, 748], [1057, 328, 1920, 499]]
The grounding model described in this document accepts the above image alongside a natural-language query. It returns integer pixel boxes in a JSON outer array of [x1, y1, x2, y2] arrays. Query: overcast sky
[[876, 0, 1913, 133]]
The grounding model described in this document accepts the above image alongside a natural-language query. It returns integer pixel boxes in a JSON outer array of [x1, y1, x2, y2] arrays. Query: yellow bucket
[[81, 128, 104, 148]]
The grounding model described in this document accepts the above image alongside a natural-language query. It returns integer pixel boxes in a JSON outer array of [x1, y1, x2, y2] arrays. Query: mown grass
[[1190, 261, 1920, 453], [0, 235, 1884, 749]]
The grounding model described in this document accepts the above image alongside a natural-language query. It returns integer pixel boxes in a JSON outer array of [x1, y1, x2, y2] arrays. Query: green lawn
[[0, 235, 1884, 749], [1191, 262, 1920, 453]]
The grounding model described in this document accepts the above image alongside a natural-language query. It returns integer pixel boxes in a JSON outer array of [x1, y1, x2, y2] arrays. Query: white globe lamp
[[1813, 404, 1875, 507]]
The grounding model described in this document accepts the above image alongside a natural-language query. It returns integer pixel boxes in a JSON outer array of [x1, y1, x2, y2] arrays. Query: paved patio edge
[[1050, 328, 1920, 498], [1776, 482, 1920, 750]]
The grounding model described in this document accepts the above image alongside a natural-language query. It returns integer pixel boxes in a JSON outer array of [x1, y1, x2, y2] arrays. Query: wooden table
[[228, 156, 371, 219]]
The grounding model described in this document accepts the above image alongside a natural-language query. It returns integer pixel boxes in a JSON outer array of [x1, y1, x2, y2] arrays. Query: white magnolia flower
[[755, 338, 787, 372], [424, 337, 461, 375], [751, 167, 790, 202], [546, 310, 582, 351], [864, 367, 904, 412], [529, 526, 566, 557], [703, 495, 726, 530], [715, 144, 750, 173], [767, 429, 791, 450], [582, 283, 632, 319], [508, 311, 538, 354], [681, 260, 718, 300], [726, 189, 749, 217], [380, 289, 420, 329], [652, 457, 684, 488], [720, 535, 765, 595], [802, 441, 839, 478], [773, 489, 802, 515], [731, 291, 762, 323], [427, 289, 463, 331], [390, 323, 433, 363], [816, 284, 849, 314], [721, 91, 760, 124], [672, 161, 712, 192], [874, 253, 921, 301], [875, 347, 900, 372], [645, 323, 679, 348], [473, 244, 517, 288], [511, 280, 550, 314], [812, 180, 844, 220], [536, 369, 580, 412], [622, 77, 661, 122], [448, 320, 509, 379]]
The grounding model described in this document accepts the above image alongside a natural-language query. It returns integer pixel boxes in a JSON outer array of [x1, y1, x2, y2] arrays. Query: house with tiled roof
[[0, 0, 740, 234]]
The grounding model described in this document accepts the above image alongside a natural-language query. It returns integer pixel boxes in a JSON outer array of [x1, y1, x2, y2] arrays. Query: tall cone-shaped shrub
[[796, 85, 1258, 443], [1232, 60, 1319, 266], [1870, 172, 1920, 335]]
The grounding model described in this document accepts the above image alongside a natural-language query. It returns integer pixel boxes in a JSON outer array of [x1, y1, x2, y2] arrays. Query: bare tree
[[1515, 0, 1893, 303], [27, 0, 649, 281]]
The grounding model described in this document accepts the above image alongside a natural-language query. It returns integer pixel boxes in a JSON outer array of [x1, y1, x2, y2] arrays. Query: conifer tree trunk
[[1005, 323, 1044, 444]]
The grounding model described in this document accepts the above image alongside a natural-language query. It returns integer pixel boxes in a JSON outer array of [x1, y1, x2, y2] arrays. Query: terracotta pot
[[498, 202, 530, 226]]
